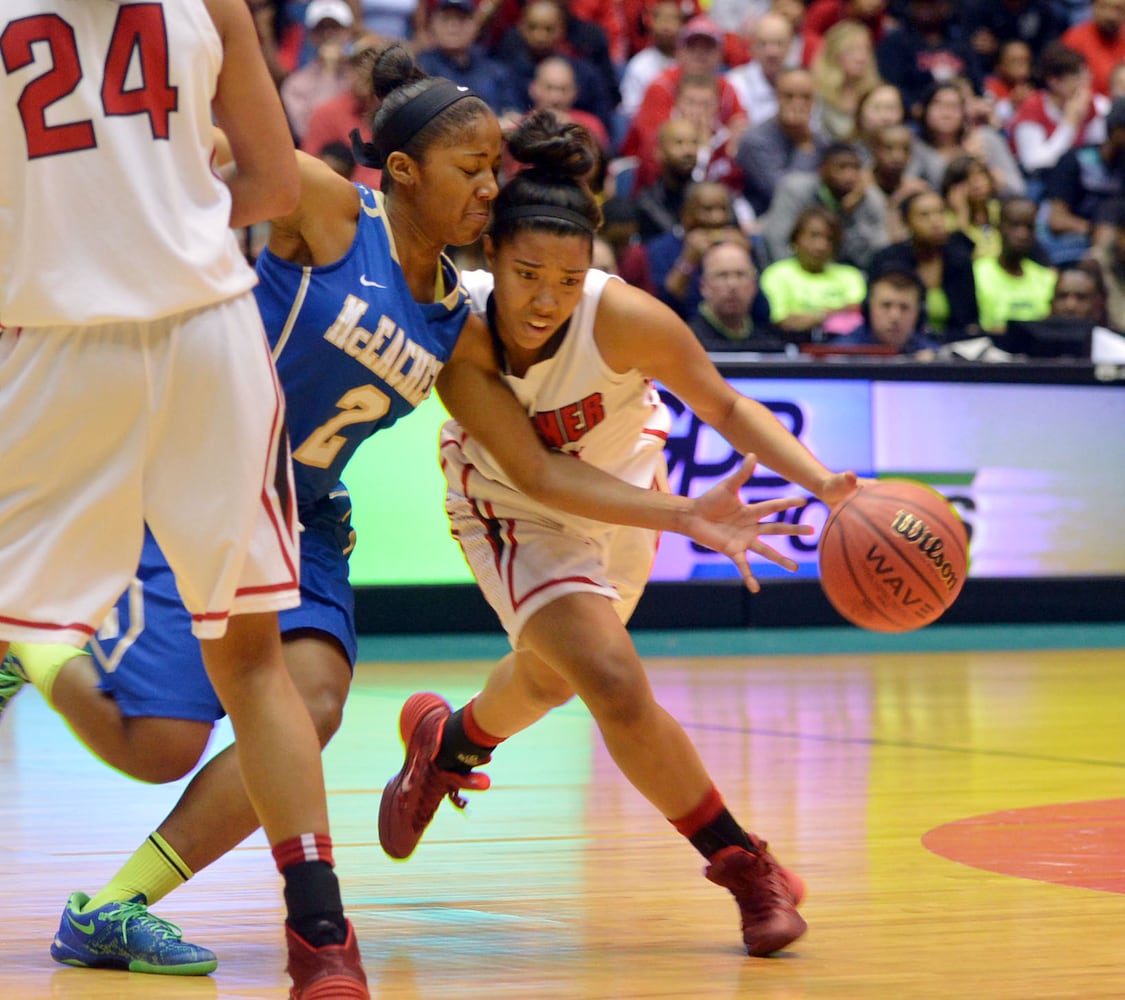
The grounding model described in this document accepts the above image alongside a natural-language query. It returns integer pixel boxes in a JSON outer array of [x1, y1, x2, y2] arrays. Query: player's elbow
[[228, 167, 300, 229], [265, 164, 301, 220]]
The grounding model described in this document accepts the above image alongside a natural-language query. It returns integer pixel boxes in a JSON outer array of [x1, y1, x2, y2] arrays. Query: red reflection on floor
[[922, 798, 1125, 894]]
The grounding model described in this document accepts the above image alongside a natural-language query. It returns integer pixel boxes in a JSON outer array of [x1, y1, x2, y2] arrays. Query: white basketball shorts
[[0, 293, 299, 646], [445, 488, 659, 649]]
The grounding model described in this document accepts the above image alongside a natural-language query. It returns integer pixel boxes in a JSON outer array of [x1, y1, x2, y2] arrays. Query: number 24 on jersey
[[2, 6, 178, 159]]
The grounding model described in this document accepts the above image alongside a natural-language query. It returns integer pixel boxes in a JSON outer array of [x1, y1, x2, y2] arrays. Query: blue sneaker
[[0, 653, 27, 718], [50, 892, 218, 976]]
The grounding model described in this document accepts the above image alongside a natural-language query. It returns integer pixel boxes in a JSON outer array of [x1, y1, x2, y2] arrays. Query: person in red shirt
[[1008, 42, 1106, 177], [300, 40, 383, 188], [1062, 0, 1125, 97], [570, 0, 627, 64], [621, 16, 747, 159]]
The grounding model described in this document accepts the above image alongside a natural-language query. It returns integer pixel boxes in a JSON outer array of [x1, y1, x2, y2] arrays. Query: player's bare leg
[[53, 658, 211, 781], [199, 613, 327, 840], [469, 650, 574, 735], [383, 593, 806, 956], [521, 594, 805, 955], [517, 594, 715, 817], [38, 633, 352, 978], [201, 614, 366, 997], [159, 633, 351, 874]]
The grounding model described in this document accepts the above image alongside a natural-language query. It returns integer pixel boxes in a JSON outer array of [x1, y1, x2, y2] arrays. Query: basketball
[[818, 480, 969, 633]]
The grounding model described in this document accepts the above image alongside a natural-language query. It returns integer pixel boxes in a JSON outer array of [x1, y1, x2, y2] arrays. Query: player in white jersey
[[445, 264, 674, 638], [0, 1, 368, 996], [378, 111, 861, 959]]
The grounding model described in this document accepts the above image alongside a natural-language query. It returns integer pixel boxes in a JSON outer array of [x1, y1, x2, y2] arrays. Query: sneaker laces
[[730, 853, 795, 915], [1, 653, 28, 680], [0, 656, 27, 706], [412, 768, 477, 833], [104, 901, 187, 947], [745, 836, 801, 902]]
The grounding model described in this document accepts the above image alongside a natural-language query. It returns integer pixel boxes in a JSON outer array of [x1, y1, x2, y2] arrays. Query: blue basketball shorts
[[89, 491, 357, 721]]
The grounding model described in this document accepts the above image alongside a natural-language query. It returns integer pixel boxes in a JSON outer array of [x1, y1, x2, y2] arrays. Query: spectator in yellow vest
[[974, 197, 1058, 334]]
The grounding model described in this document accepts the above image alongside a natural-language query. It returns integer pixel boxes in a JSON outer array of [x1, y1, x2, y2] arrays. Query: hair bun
[[369, 44, 427, 101], [507, 110, 596, 180]]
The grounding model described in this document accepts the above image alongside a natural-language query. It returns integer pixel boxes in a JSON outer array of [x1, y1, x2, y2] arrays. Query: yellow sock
[[86, 833, 194, 911], [7, 642, 86, 708]]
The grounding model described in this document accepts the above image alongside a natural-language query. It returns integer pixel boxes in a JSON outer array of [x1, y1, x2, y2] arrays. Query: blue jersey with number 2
[[255, 184, 470, 510]]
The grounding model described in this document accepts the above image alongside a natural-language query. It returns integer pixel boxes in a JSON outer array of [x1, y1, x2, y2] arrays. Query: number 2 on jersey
[[294, 386, 393, 469], [2, 6, 178, 159]]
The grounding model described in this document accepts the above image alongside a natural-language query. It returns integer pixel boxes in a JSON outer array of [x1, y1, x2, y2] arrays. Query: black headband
[[351, 80, 476, 169], [502, 203, 596, 234]]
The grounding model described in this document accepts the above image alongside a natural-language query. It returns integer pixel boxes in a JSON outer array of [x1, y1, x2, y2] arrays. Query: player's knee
[[577, 651, 649, 728], [303, 685, 346, 747], [522, 669, 575, 711], [131, 756, 198, 784], [119, 720, 210, 783]]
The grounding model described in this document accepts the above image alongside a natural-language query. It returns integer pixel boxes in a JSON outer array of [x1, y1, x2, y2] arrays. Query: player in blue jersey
[[0, 50, 816, 978]]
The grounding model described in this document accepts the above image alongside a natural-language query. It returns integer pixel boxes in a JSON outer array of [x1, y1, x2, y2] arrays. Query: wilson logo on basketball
[[891, 511, 961, 592]]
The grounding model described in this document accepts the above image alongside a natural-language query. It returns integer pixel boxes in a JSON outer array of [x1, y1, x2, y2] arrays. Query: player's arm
[[436, 316, 810, 591], [204, 0, 299, 228], [210, 128, 358, 262], [595, 279, 858, 507], [264, 152, 360, 264]]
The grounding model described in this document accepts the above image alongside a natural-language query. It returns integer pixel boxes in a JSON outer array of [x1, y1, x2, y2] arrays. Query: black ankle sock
[[288, 913, 348, 947], [688, 809, 754, 861], [283, 861, 346, 945], [434, 707, 495, 774]]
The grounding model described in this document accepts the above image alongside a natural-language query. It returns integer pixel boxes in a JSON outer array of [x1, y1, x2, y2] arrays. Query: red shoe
[[378, 693, 490, 860], [286, 921, 368, 1000], [705, 838, 807, 957]]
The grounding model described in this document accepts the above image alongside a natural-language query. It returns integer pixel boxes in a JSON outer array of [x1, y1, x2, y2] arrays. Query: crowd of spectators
[[247, 0, 1125, 360]]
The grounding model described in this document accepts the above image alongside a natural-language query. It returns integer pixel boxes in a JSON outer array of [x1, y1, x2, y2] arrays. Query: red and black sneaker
[[705, 837, 807, 957], [285, 920, 368, 999], [378, 693, 490, 860]]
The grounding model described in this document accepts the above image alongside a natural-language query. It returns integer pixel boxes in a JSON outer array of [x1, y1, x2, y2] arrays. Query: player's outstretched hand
[[680, 454, 813, 594]]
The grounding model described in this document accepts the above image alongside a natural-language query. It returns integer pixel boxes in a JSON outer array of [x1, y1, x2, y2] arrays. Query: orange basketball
[[818, 479, 969, 633]]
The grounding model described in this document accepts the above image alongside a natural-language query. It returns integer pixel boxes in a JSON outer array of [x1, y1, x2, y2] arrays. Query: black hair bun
[[508, 110, 596, 180], [369, 44, 427, 101]]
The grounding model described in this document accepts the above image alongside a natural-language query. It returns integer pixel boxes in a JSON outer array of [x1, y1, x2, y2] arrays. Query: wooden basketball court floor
[[2, 622, 1123, 1000]]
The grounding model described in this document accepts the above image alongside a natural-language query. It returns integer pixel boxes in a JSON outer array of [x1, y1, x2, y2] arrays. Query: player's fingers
[[754, 522, 814, 537], [744, 495, 806, 517], [749, 540, 800, 573], [722, 453, 758, 492], [731, 553, 761, 593]]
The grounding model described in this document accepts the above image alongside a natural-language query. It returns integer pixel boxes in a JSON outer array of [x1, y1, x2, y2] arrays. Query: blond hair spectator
[[811, 21, 882, 142]]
